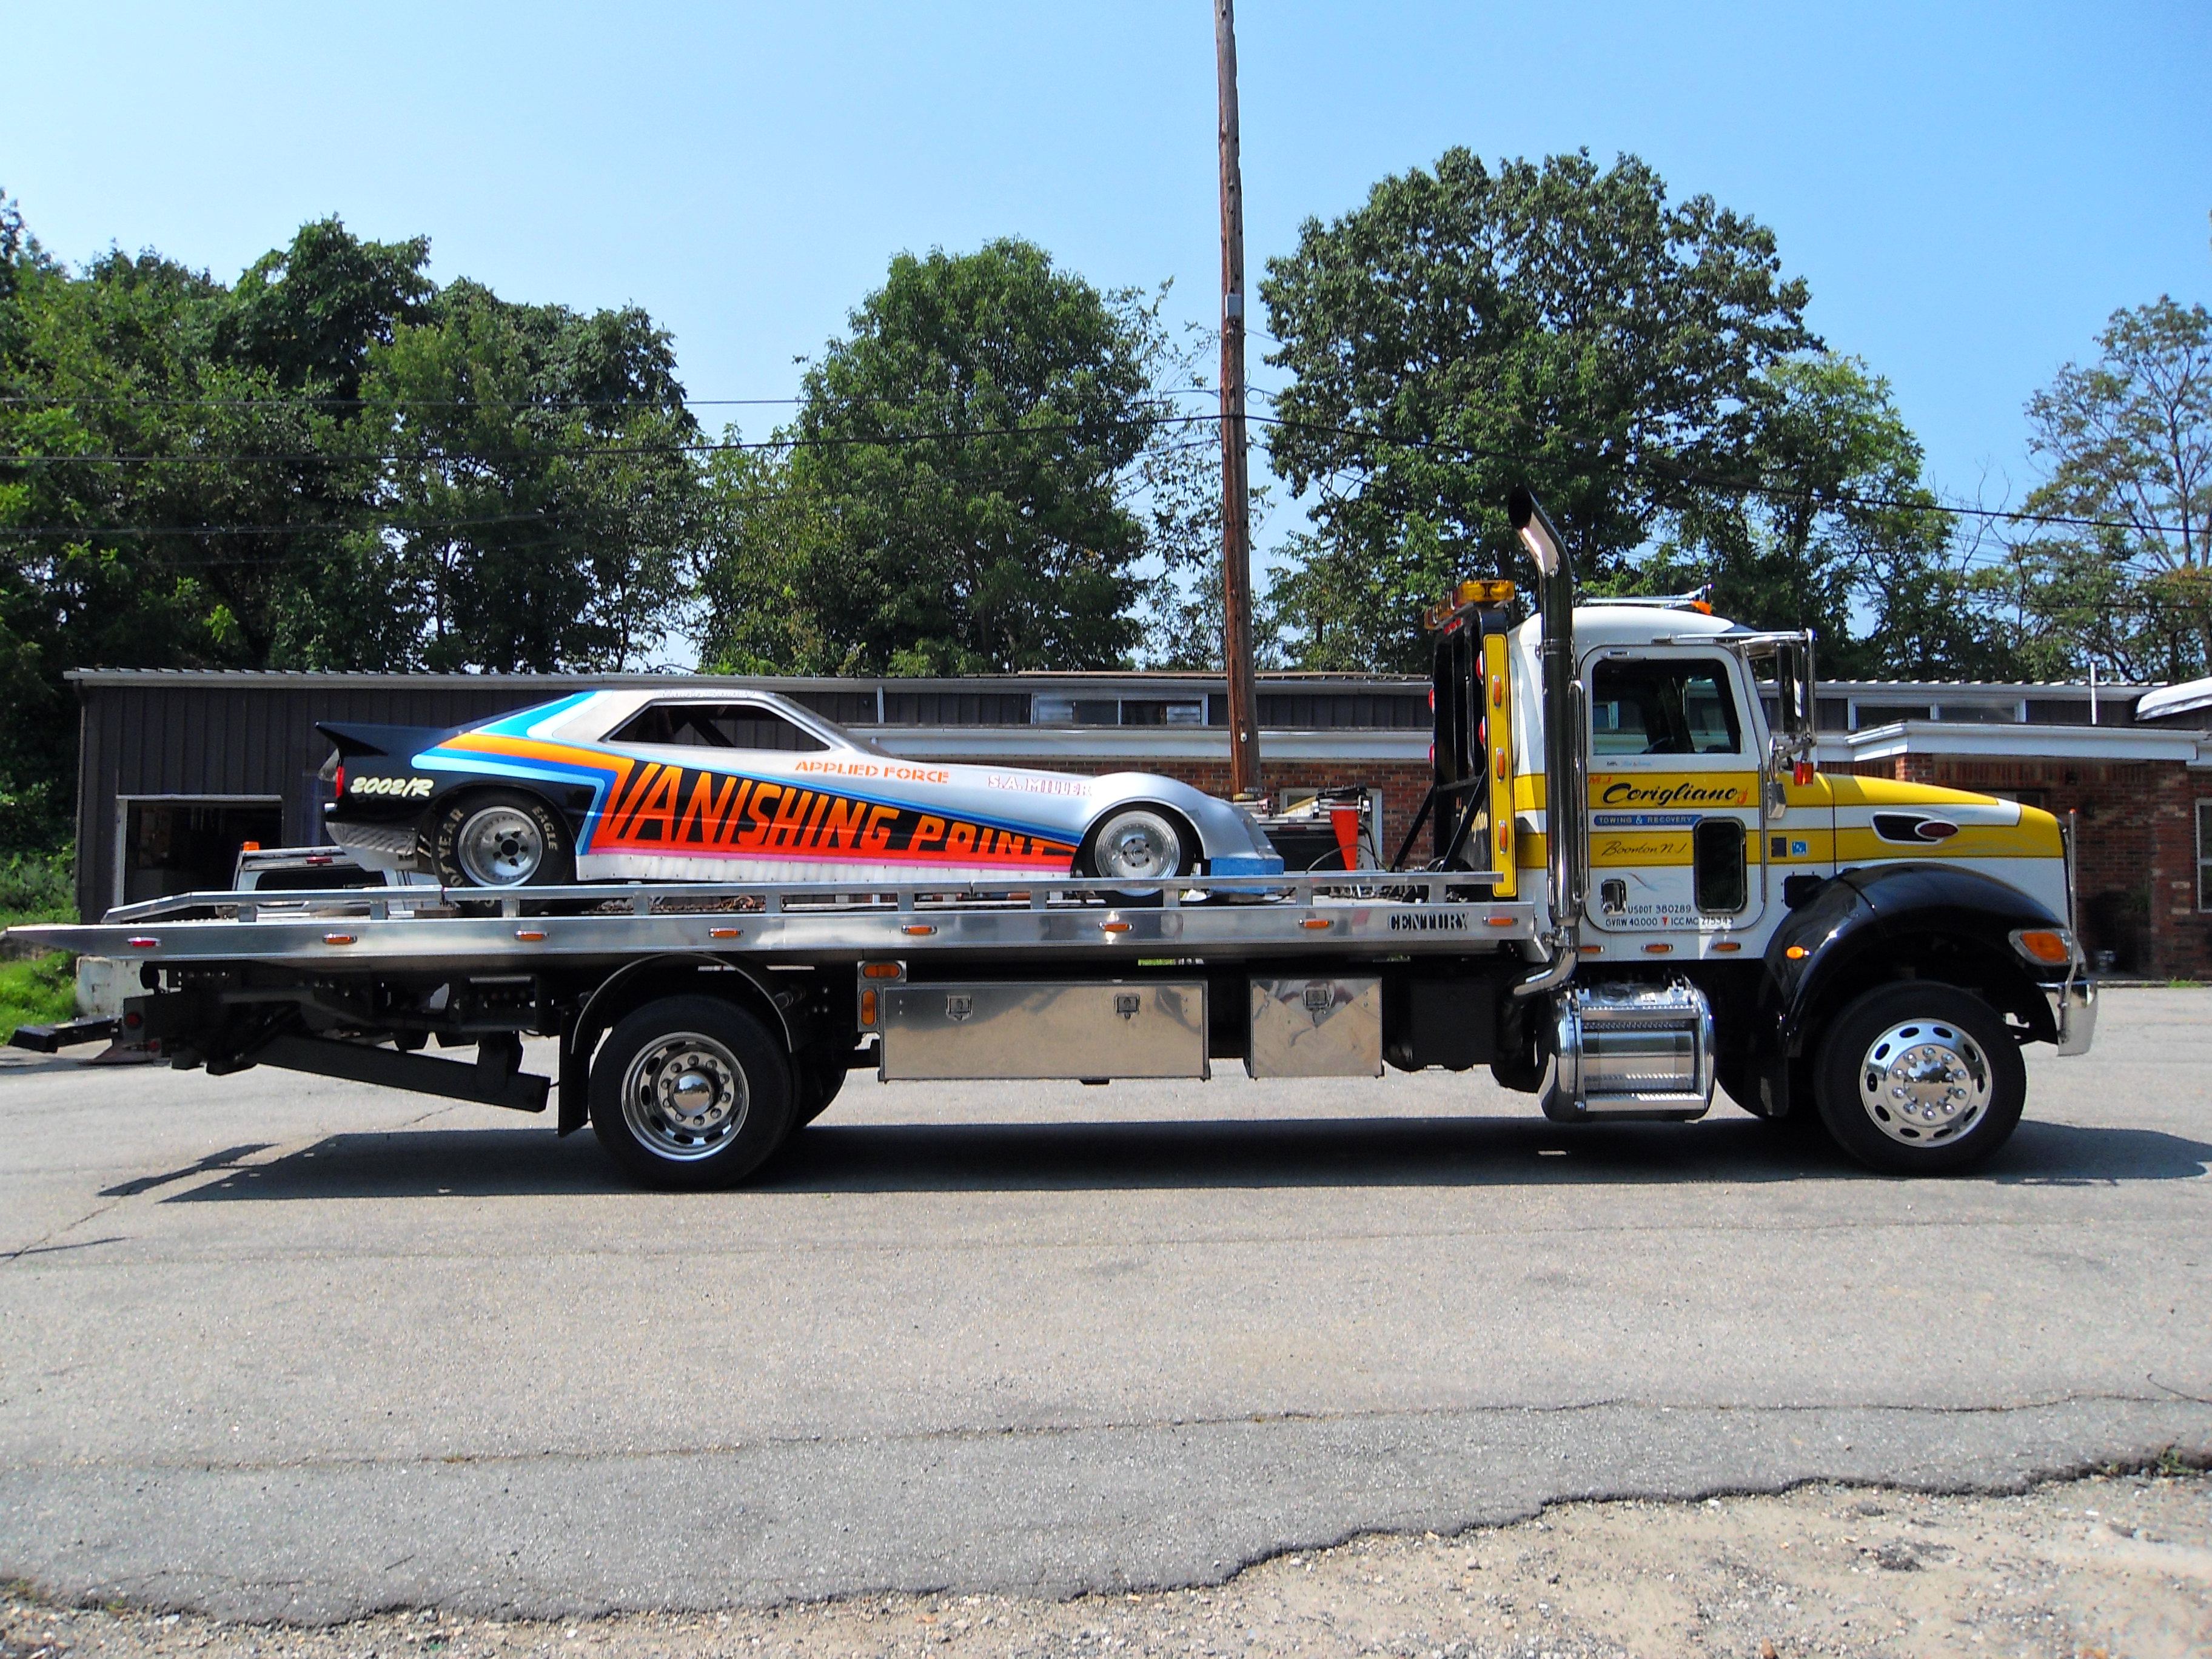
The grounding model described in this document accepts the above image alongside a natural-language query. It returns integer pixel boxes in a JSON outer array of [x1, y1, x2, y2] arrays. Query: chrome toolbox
[[879, 980, 1209, 1081], [1247, 976, 1383, 1078]]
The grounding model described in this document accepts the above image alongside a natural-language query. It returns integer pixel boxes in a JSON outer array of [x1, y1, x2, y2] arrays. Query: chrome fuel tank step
[[1543, 978, 1716, 1121]]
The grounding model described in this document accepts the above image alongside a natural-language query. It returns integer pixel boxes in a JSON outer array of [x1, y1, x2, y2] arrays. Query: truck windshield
[[1590, 659, 1743, 757]]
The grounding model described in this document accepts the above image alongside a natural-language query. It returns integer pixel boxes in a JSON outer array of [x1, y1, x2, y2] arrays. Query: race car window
[[612, 703, 830, 752]]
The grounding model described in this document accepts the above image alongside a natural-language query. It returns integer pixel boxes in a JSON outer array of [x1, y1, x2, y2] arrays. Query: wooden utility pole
[[1215, 0, 1260, 800]]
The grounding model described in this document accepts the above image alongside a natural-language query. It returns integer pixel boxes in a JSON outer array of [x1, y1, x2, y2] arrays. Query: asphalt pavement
[[2, 990, 2207, 1623]]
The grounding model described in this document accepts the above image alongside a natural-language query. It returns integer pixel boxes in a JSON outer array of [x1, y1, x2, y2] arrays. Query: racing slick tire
[[426, 789, 575, 888], [1078, 804, 1197, 902], [1811, 982, 2025, 1175], [588, 994, 794, 1188]]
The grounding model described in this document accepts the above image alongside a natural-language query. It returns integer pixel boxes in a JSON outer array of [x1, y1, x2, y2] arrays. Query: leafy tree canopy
[[1259, 149, 1814, 667], [700, 239, 1173, 675], [0, 197, 701, 851], [2012, 297, 2212, 682]]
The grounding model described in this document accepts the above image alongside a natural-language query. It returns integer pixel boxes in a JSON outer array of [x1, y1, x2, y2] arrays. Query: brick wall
[[1836, 756, 2212, 979]]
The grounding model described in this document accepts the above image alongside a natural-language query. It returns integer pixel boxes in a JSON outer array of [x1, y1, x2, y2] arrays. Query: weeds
[[0, 850, 73, 928], [0, 953, 75, 1032]]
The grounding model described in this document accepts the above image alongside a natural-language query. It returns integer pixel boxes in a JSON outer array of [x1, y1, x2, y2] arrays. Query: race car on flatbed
[[320, 688, 1285, 890]]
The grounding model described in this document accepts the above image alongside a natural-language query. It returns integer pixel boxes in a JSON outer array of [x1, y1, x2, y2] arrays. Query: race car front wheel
[[427, 789, 575, 888], [1079, 805, 1196, 901]]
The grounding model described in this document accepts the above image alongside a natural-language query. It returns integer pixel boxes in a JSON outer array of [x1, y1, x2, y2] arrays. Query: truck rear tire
[[588, 994, 794, 1188], [1811, 982, 2024, 1175]]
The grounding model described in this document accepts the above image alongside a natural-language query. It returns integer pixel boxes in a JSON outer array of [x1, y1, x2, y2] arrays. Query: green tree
[[702, 240, 1157, 675], [2020, 296, 2212, 680], [1641, 354, 2020, 679], [360, 280, 702, 672], [1260, 149, 1815, 669], [0, 196, 704, 853]]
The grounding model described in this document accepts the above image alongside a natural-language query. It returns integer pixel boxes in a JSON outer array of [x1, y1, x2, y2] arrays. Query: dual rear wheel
[[588, 995, 793, 1189]]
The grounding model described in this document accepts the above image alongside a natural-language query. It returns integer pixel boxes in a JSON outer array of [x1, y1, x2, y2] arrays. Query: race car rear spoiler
[[315, 722, 452, 760]]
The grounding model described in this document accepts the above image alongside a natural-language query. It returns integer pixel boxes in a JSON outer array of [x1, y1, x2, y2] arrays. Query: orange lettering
[[799, 791, 833, 848], [911, 814, 947, 850], [677, 773, 739, 845], [627, 765, 682, 843], [609, 762, 662, 840], [945, 822, 977, 856], [717, 779, 757, 845], [819, 796, 865, 851], [737, 782, 782, 850], [862, 803, 899, 852], [765, 788, 814, 850]]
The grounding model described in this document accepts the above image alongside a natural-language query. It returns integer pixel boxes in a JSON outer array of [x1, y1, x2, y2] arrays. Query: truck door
[[1582, 647, 1765, 937]]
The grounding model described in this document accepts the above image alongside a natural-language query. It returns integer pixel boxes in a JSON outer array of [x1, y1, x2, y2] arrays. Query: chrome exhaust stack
[[1509, 486, 1584, 997]]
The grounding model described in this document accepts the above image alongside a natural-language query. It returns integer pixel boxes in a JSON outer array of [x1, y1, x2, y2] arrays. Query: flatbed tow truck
[[7, 492, 2096, 1186]]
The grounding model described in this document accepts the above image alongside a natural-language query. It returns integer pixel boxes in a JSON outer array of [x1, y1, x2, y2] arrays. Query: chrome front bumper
[[2048, 975, 2097, 1057]]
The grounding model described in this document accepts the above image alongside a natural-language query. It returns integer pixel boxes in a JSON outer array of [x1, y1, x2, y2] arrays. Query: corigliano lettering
[[1599, 780, 1749, 809]]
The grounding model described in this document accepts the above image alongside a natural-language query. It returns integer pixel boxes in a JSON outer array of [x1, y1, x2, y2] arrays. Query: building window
[[1033, 694, 1205, 727], [2200, 801, 2212, 911]]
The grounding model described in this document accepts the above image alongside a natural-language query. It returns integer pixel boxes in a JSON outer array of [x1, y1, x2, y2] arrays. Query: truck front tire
[[588, 994, 794, 1188], [1811, 982, 2024, 1175]]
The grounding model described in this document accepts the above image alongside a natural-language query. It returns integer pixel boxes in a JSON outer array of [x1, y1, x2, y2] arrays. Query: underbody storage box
[[878, 980, 1209, 1081], [1246, 976, 1383, 1078]]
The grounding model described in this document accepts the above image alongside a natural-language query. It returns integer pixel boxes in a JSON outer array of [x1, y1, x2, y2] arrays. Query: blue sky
[[7, 1, 2208, 553]]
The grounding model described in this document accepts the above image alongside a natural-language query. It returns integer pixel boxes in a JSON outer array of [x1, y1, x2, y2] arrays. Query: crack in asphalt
[[7, 1390, 2208, 1477]]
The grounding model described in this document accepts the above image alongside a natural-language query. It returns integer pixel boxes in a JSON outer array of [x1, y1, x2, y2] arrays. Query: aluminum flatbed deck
[[13, 872, 1532, 973]]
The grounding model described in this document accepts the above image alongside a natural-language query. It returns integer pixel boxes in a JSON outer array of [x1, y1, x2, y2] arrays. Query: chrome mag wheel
[[1854, 1017, 1992, 1146], [456, 805, 546, 886], [1091, 808, 1184, 882]]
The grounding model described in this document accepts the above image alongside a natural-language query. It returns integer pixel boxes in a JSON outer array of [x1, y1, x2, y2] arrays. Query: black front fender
[[1764, 862, 2068, 1053]]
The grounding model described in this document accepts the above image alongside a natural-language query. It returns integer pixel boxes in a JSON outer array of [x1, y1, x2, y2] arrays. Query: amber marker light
[[903, 924, 937, 936], [2009, 928, 2074, 966], [1643, 942, 1674, 954], [1786, 944, 1811, 960], [708, 927, 742, 940], [1484, 915, 1517, 927], [859, 989, 879, 1027], [323, 933, 358, 945], [514, 929, 546, 942], [861, 961, 902, 979], [1101, 920, 1133, 934], [1712, 940, 1743, 953]]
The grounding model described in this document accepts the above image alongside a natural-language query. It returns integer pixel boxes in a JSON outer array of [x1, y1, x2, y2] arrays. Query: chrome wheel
[[620, 1032, 749, 1162], [1855, 1018, 1992, 1145], [1090, 808, 1184, 882], [456, 805, 545, 886]]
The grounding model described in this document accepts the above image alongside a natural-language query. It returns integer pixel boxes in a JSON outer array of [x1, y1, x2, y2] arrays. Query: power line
[[0, 405, 2196, 547], [0, 408, 1222, 468], [0, 384, 1233, 410]]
